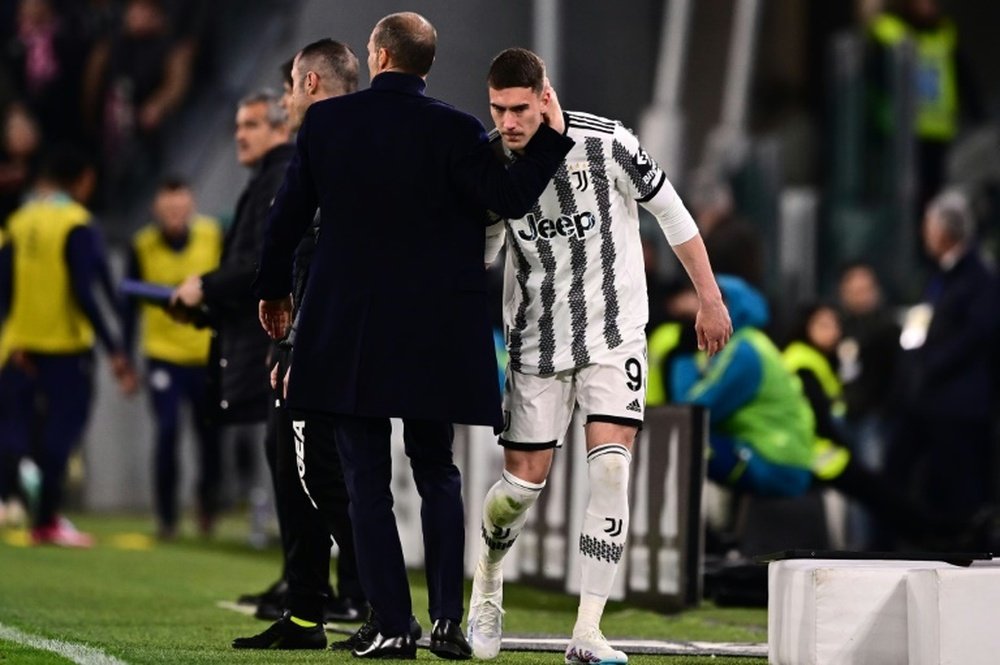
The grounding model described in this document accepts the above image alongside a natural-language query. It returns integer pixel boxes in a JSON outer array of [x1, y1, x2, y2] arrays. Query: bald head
[[369, 12, 436, 77]]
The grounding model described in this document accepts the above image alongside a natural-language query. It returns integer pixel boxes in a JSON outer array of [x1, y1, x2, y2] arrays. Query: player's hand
[[171, 275, 204, 309], [695, 297, 732, 358], [259, 296, 293, 340], [542, 77, 565, 134], [8, 349, 36, 377], [110, 352, 139, 397], [282, 364, 290, 400]]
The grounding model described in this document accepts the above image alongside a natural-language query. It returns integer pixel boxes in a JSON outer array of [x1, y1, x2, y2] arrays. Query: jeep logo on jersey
[[516, 211, 597, 242]]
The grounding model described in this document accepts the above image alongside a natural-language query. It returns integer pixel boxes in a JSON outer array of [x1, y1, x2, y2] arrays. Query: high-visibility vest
[[132, 216, 221, 364], [1, 194, 93, 358], [782, 341, 846, 420], [646, 321, 682, 406], [870, 12, 959, 141]]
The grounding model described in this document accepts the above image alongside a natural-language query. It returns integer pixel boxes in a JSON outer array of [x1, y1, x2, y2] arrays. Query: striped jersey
[[496, 110, 698, 376]]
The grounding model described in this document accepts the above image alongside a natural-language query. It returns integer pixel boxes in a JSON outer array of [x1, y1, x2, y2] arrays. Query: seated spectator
[[672, 275, 974, 547]]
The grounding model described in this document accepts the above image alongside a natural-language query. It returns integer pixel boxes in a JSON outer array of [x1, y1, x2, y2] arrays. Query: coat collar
[[254, 142, 295, 175], [370, 71, 426, 96]]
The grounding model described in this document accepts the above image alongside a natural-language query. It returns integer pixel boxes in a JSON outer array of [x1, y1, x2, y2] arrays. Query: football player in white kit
[[467, 48, 732, 664]]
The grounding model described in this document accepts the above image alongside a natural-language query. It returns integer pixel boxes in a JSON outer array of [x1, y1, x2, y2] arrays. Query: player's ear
[[539, 86, 551, 111]]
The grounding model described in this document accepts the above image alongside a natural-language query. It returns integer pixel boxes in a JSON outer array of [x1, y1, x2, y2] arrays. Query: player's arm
[[452, 118, 573, 220], [119, 244, 142, 361], [612, 124, 731, 355], [66, 226, 137, 394]]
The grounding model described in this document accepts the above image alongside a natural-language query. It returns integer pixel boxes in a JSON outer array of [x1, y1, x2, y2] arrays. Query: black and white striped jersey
[[495, 110, 698, 376]]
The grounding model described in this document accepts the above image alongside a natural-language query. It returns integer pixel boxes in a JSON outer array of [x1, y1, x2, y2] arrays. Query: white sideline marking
[[0, 622, 128, 664]]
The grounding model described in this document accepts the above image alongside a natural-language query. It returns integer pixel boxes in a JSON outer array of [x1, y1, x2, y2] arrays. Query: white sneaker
[[467, 579, 504, 659], [564, 628, 628, 664]]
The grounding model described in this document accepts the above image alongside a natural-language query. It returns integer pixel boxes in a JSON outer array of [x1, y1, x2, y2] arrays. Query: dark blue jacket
[[901, 248, 1000, 420], [255, 72, 572, 427]]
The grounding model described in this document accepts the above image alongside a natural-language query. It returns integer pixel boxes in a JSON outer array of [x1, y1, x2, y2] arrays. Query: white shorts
[[500, 336, 647, 449]]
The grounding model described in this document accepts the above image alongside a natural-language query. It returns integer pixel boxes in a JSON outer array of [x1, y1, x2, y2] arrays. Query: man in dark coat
[[170, 89, 291, 529], [886, 189, 1000, 539], [254, 11, 573, 660]]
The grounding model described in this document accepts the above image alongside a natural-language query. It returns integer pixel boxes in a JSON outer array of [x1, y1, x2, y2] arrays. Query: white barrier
[[908, 561, 1000, 665], [769, 557, 1000, 665]]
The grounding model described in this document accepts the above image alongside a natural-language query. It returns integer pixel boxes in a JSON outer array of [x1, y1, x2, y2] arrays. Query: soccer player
[[467, 48, 731, 664]]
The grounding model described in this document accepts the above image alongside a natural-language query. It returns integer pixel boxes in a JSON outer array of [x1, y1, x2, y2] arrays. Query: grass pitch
[[0, 514, 766, 664]]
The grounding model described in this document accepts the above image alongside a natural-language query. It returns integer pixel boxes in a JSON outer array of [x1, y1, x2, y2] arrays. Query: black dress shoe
[[331, 613, 422, 651], [429, 618, 472, 660], [352, 631, 416, 659], [231, 611, 326, 650], [324, 596, 370, 622]]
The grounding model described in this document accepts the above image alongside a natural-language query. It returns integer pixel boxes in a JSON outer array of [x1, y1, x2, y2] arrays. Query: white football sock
[[575, 443, 631, 635], [478, 469, 545, 592]]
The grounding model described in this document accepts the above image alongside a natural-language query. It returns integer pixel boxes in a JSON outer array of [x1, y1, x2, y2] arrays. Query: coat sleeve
[[451, 120, 574, 220], [255, 113, 319, 301]]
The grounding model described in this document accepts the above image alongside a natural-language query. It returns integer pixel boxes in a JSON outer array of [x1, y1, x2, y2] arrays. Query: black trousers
[[263, 349, 363, 622], [291, 410, 465, 636]]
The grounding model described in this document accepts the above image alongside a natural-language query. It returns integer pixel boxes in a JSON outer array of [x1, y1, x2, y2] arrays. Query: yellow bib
[[1, 195, 93, 357], [133, 216, 221, 364]]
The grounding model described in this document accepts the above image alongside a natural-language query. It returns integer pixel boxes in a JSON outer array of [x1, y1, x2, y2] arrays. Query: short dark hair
[[158, 175, 190, 192], [373, 13, 436, 77], [298, 38, 359, 93], [279, 58, 294, 89], [488, 48, 545, 93], [38, 145, 92, 190]]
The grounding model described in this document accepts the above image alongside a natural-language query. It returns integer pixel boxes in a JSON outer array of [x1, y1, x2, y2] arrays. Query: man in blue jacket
[[254, 11, 573, 660]]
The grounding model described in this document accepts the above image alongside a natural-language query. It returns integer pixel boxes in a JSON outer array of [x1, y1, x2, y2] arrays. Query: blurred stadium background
[[2, 0, 1000, 661]]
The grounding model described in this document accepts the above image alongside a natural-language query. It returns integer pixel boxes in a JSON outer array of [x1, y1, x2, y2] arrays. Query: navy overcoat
[[256, 72, 572, 428]]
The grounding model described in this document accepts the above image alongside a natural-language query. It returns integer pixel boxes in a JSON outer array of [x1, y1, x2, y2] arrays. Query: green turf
[[0, 514, 766, 664], [0, 639, 72, 663]]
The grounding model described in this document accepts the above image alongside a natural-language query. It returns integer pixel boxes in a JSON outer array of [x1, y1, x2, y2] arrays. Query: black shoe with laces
[[231, 611, 326, 650], [330, 613, 421, 651]]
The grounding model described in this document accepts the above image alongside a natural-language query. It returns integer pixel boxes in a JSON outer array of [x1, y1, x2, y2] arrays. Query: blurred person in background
[[883, 189, 1000, 544], [674, 275, 975, 549], [232, 39, 368, 652], [467, 47, 730, 665], [687, 169, 763, 290], [0, 146, 137, 547], [836, 261, 901, 548], [866, 0, 983, 214], [168, 89, 291, 532], [0, 103, 41, 223], [4, 0, 88, 145], [120, 176, 221, 540], [783, 303, 849, 449], [82, 0, 195, 216]]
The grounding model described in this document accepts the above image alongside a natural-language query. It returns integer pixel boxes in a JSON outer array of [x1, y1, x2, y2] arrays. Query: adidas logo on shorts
[[625, 399, 641, 412]]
